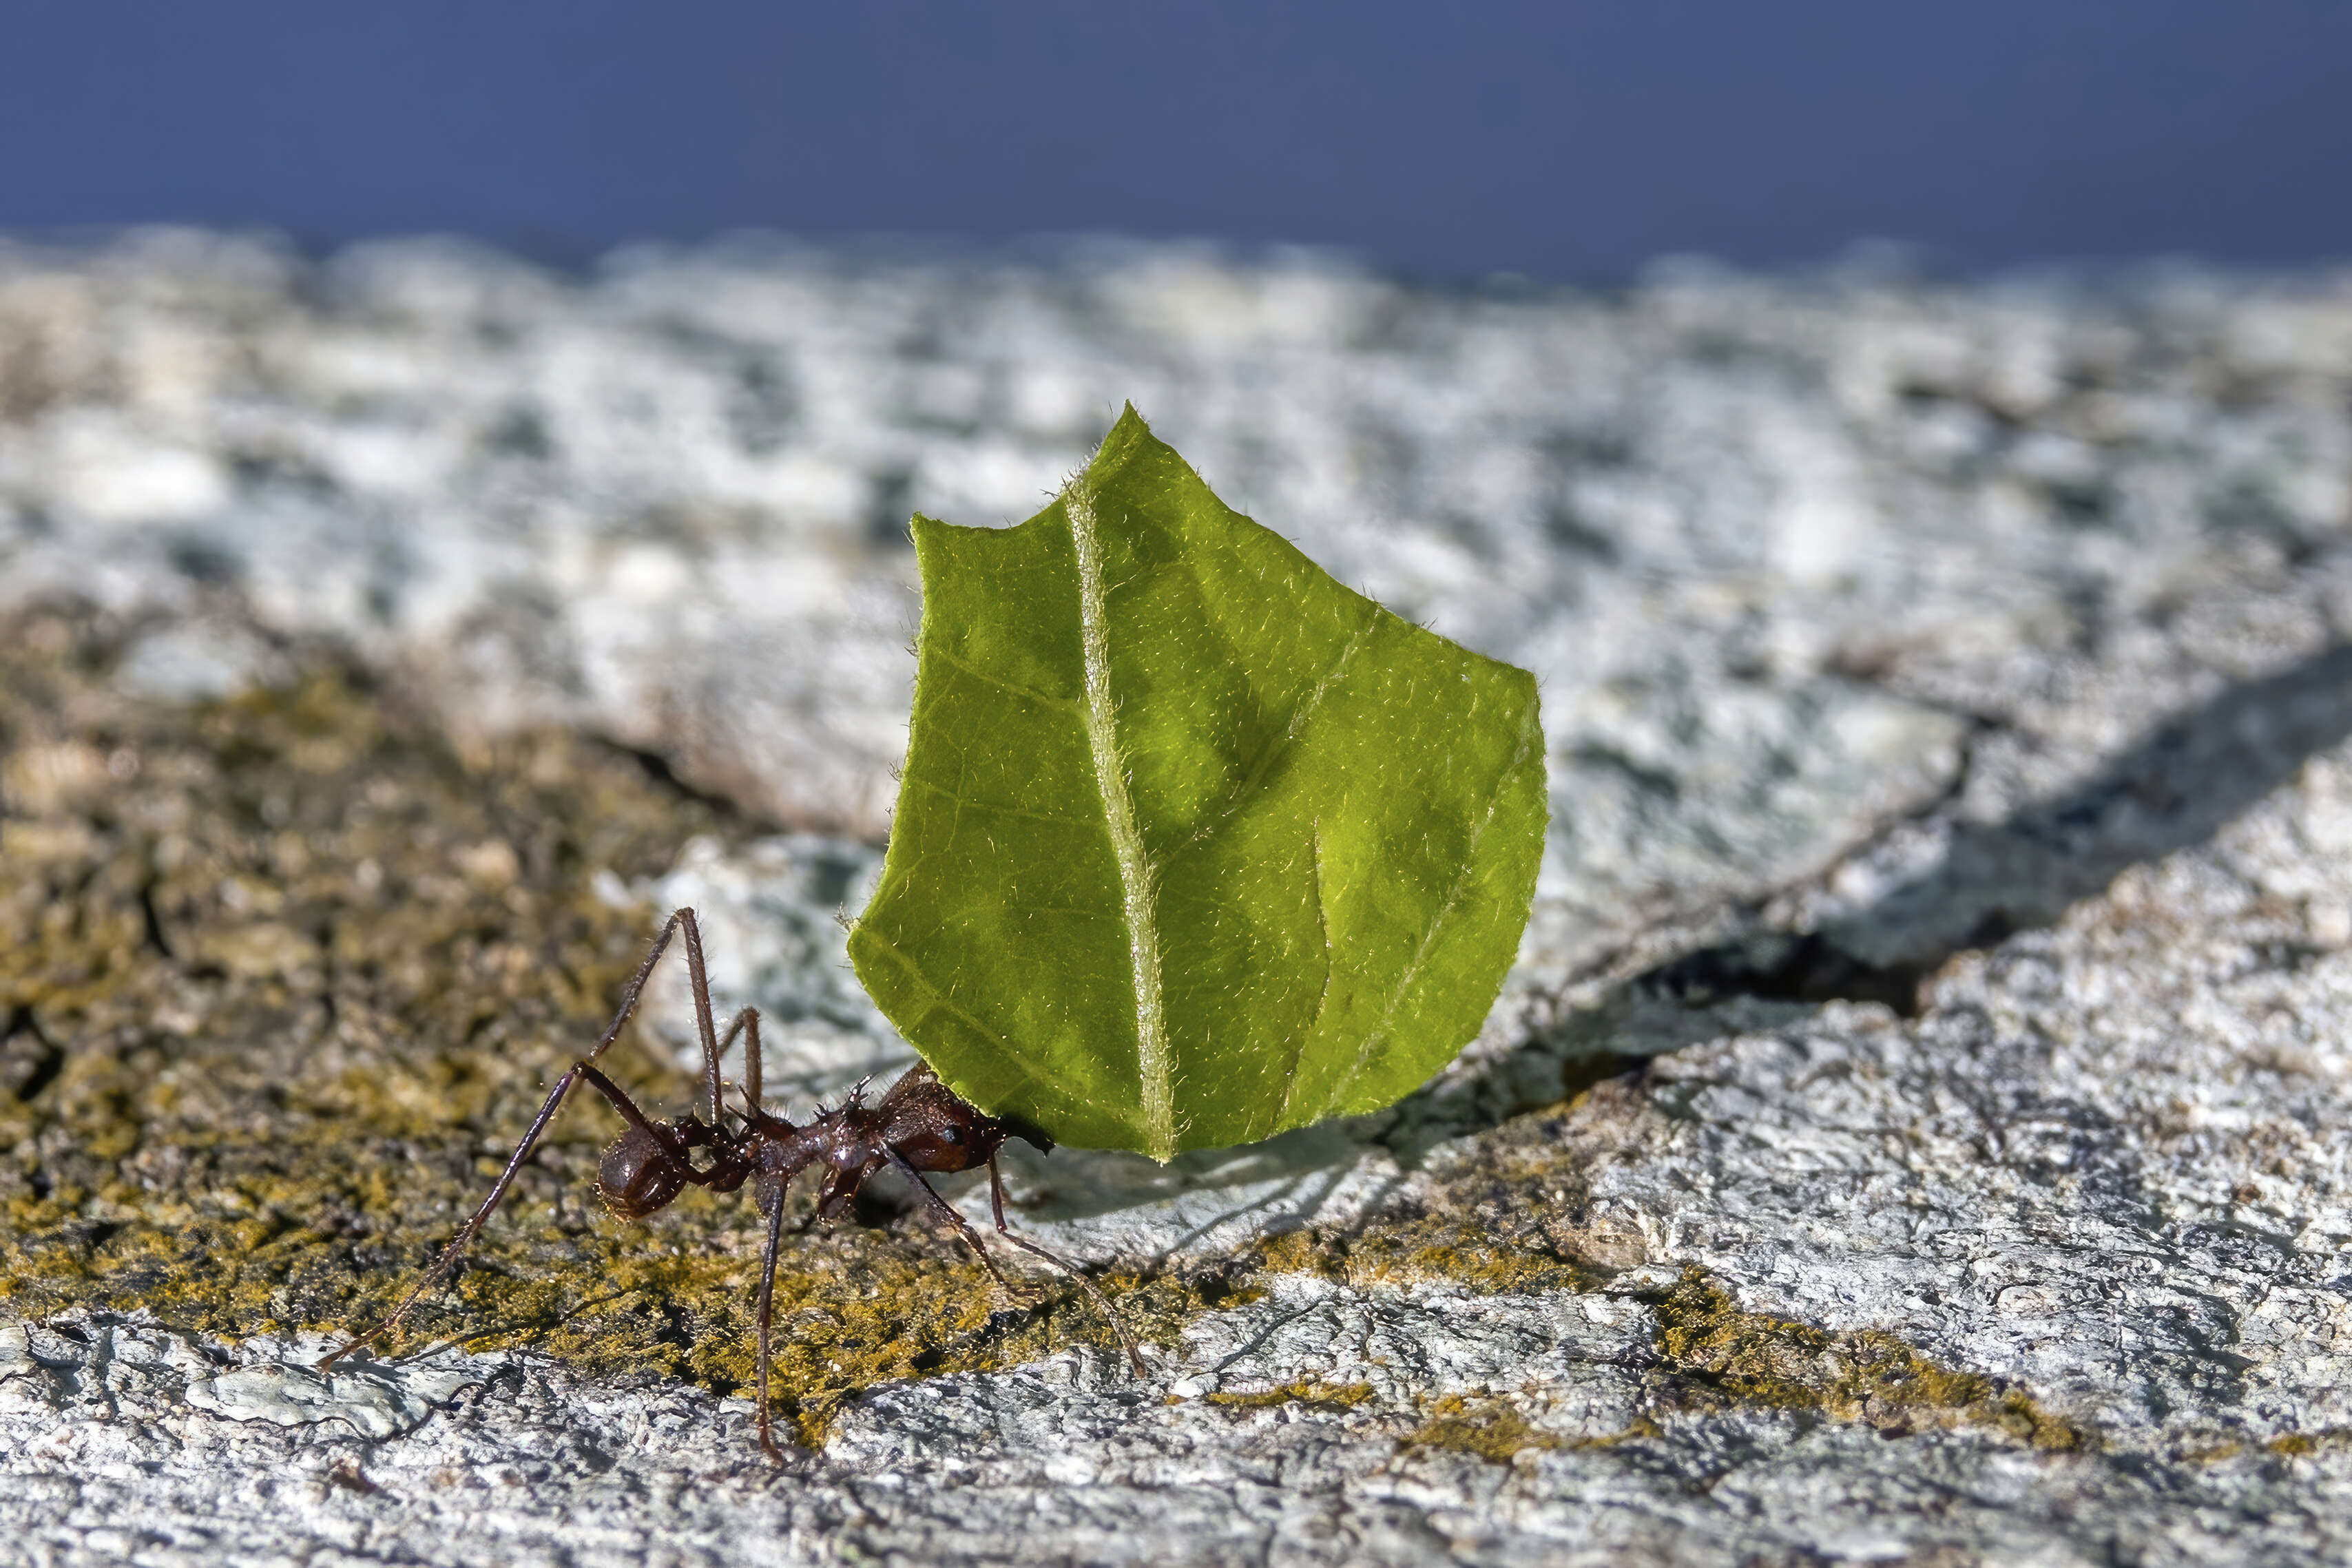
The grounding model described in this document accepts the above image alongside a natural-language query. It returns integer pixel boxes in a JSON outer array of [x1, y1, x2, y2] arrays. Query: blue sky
[[4, 1, 2346, 280]]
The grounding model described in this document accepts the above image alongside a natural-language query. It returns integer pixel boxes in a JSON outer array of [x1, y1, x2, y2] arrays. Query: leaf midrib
[[1064, 479, 1176, 1160]]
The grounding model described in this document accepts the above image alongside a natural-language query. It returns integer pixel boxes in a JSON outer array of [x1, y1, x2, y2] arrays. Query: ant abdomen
[[598, 1123, 687, 1218]]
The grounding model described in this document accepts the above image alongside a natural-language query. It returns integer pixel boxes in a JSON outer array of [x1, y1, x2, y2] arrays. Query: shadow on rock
[[824, 640, 2352, 1234], [1643, 640, 2352, 1014], [1378, 639, 2352, 1165]]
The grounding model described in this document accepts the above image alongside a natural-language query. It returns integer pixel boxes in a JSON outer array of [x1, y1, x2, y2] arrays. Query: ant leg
[[317, 910, 707, 1369], [880, 1149, 1017, 1293], [316, 1060, 678, 1368], [986, 1158, 1148, 1377], [884, 1151, 1148, 1377], [715, 1005, 764, 1114], [752, 1181, 791, 1463], [674, 909, 728, 1127]]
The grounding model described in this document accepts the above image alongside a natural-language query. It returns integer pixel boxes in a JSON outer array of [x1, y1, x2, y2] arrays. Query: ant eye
[[940, 1126, 963, 1144]]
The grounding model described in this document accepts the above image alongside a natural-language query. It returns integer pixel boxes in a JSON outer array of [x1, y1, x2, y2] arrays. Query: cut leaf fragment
[[849, 406, 1546, 1159]]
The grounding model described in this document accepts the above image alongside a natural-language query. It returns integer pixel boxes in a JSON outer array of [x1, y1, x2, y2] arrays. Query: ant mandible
[[318, 906, 1146, 1461]]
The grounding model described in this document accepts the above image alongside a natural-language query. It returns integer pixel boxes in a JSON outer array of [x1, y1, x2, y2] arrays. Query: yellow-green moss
[[1389, 1273, 2088, 1463], [2172, 1429, 2352, 1465], [0, 607, 1263, 1445], [1398, 1397, 1667, 1464], [0, 607, 2091, 1455], [1205, 1379, 1376, 1413], [1652, 1269, 2086, 1450], [1249, 1215, 1604, 1299], [1400, 1392, 1561, 1463]]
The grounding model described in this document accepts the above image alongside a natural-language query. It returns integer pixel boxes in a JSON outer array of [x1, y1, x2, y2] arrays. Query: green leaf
[[849, 406, 1546, 1159]]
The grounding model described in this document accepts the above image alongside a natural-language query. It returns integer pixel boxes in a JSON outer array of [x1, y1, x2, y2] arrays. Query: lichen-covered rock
[[6, 235, 2352, 1564]]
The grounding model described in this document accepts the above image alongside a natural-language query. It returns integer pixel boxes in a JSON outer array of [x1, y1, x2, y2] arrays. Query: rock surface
[[6, 233, 2352, 1563]]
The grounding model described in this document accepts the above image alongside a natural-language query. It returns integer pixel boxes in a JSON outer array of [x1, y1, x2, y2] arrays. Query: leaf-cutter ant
[[318, 907, 1145, 1460]]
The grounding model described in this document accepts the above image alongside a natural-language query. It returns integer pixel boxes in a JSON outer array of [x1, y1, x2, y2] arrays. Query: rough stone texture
[[6, 233, 2352, 1563]]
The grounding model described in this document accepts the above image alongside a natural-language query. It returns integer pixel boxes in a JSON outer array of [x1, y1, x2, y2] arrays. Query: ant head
[[883, 1093, 1008, 1174], [871, 1060, 1050, 1170], [598, 1122, 688, 1219]]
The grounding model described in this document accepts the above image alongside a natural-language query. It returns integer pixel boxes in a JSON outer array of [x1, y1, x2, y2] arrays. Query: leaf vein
[[928, 646, 1079, 710], [904, 775, 1094, 827], [1065, 479, 1176, 1160], [1275, 817, 1335, 1131], [1319, 693, 1541, 1120], [1187, 611, 1377, 850], [854, 930, 1092, 1120]]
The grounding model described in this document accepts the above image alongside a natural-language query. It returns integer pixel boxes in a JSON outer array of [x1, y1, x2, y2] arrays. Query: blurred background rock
[[6, 232, 2349, 996]]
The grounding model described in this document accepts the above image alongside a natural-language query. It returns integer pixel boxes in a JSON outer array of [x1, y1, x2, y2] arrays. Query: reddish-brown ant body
[[319, 907, 1143, 1459]]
